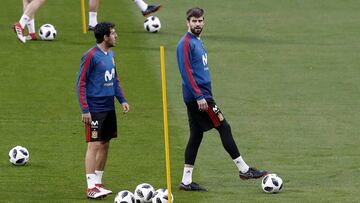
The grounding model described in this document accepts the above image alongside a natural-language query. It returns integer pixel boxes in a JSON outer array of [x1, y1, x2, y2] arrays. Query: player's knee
[[99, 141, 109, 150], [220, 120, 231, 130], [87, 141, 101, 151]]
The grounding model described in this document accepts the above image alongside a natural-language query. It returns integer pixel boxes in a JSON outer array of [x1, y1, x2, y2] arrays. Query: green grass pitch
[[0, 0, 359, 202]]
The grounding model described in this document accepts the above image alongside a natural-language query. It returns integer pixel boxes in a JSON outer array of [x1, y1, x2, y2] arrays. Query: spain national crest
[[91, 130, 98, 139]]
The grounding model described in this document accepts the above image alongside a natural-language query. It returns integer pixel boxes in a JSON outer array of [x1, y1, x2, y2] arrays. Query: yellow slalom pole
[[160, 46, 172, 203], [80, 0, 87, 34]]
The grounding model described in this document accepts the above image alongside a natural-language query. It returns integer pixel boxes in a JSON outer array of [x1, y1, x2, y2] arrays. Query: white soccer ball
[[114, 190, 135, 203], [261, 173, 283, 193], [8, 146, 29, 166], [39, 24, 57, 40], [134, 183, 155, 203], [152, 188, 174, 203], [144, 16, 161, 33]]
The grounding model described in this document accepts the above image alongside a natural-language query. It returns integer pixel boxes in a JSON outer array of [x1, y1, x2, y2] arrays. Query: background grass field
[[1, 0, 360, 202]]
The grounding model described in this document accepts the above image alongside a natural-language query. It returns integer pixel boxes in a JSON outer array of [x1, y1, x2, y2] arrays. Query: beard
[[190, 26, 203, 36], [106, 41, 115, 48]]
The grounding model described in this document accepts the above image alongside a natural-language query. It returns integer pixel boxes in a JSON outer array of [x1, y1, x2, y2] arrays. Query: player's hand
[[122, 102, 130, 114], [197, 98, 208, 112], [82, 112, 92, 124]]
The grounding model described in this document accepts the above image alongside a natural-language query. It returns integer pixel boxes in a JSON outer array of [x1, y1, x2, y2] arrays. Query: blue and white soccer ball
[[114, 190, 135, 203], [144, 16, 161, 33], [261, 173, 283, 193], [134, 183, 155, 203], [39, 24, 57, 40], [8, 146, 29, 166], [152, 188, 174, 203]]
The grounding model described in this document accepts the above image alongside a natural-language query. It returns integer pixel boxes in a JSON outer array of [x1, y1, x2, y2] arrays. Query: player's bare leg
[[23, 0, 37, 41], [95, 141, 109, 171], [94, 141, 112, 195], [88, 0, 99, 31], [14, 0, 45, 43], [85, 142, 108, 199]]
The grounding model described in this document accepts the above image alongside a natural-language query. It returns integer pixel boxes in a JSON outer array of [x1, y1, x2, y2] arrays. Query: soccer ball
[[39, 24, 57, 40], [152, 188, 174, 203], [8, 146, 29, 166], [144, 16, 161, 33], [261, 173, 283, 193], [114, 190, 135, 203], [134, 183, 155, 203]]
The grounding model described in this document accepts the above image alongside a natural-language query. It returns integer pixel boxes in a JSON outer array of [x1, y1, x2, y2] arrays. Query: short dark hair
[[94, 22, 115, 43], [186, 7, 204, 21]]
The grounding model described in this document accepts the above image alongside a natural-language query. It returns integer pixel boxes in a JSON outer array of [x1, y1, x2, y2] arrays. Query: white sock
[[133, 0, 148, 12], [233, 156, 250, 173], [27, 18, 35, 34], [86, 174, 97, 189], [95, 170, 104, 185], [181, 166, 193, 185], [19, 14, 30, 28], [89, 12, 98, 27]]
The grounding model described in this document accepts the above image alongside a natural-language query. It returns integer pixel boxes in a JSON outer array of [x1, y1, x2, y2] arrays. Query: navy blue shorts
[[85, 110, 117, 142]]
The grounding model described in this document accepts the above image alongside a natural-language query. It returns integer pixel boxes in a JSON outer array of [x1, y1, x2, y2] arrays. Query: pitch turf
[[1, 0, 359, 202]]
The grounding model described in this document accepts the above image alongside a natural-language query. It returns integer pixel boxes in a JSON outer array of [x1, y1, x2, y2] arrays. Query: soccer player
[[88, 0, 162, 31], [176, 7, 268, 192], [76, 22, 130, 199], [13, 0, 45, 43]]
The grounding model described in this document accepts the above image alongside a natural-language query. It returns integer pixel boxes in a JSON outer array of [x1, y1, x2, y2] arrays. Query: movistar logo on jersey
[[202, 53, 208, 66], [104, 68, 115, 82]]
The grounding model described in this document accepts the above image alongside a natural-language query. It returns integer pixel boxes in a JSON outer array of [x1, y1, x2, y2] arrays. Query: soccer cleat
[[142, 4, 162, 17], [13, 22, 26, 43], [179, 182, 208, 192], [88, 25, 95, 31], [239, 167, 268, 180], [95, 184, 112, 195], [25, 33, 37, 41], [86, 187, 108, 199]]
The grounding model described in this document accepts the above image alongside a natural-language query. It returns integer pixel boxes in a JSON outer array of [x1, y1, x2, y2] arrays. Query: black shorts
[[186, 98, 225, 132], [85, 110, 117, 142]]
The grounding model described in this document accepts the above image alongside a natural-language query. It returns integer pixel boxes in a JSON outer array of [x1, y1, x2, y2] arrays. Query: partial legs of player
[[94, 141, 112, 195], [85, 141, 112, 199], [88, 0, 162, 31], [14, 0, 45, 43], [133, 0, 162, 17], [179, 119, 267, 191], [88, 0, 99, 31], [22, 0, 37, 41]]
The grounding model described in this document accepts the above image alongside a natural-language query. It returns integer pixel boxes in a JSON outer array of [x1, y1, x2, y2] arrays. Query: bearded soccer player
[[176, 7, 267, 191], [76, 22, 130, 199]]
